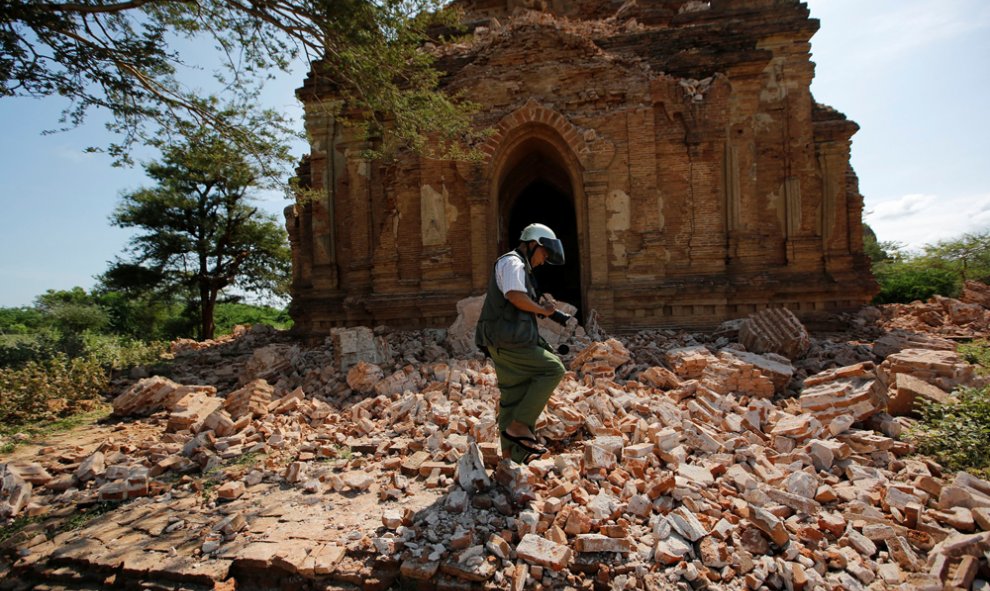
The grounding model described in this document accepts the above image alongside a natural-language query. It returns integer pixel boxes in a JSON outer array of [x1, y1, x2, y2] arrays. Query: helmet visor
[[539, 237, 565, 265]]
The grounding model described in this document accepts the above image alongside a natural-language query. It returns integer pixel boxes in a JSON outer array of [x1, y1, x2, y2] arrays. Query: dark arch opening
[[499, 142, 582, 317]]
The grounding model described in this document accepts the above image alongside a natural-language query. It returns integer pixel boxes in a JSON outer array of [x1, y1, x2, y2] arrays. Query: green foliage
[[0, 329, 61, 367], [93, 290, 185, 341], [104, 128, 291, 339], [909, 386, 990, 477], [869, 228, 990, 304], [0, 356, 109, 426], [0, 406, 112, 455], [862, 223, 901, 264], [872, 258, 960, 304], [60, 502, 123, 533], [213, 303, 292, 336], [2, 0, 480, 175], [0, 514, 42, 544], [0, 307, 45, 335], [958, 340, 990, 376], [77, 333, 169, 371], [923, 231, 990, 284]]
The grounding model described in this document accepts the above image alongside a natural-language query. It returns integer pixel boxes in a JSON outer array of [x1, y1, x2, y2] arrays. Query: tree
[[1, 0, 479, 174], [862, 222, 901, 264], [923, 231, 990, 284], [104, 128, 290, 339], [34, 287, 109, 334]]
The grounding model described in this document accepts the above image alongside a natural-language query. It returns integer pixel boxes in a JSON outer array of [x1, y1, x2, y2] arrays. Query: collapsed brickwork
[[286, 0, 877, 336], [3, 293, 990, 590]]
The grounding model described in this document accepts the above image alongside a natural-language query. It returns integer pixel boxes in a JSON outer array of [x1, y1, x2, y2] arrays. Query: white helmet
[[519, 223, 565, 265]]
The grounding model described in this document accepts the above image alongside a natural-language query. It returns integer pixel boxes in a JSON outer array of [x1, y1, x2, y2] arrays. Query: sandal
[[521, 451, 541, 465], [501, 430, 547, 455]]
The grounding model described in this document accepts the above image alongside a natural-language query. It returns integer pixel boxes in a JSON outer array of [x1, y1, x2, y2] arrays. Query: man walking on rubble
[[475, 223, 571, 464]]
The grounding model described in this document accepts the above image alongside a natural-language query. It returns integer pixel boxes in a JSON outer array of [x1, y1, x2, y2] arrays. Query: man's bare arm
[[505, 291, 555, 317]]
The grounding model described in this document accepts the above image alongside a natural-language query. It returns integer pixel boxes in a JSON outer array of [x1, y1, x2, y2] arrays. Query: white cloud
[[868, 193, 933, 220], [865, 192, 990, 250]]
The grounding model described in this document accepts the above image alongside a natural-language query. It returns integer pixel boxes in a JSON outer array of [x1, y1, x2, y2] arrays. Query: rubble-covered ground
[[2, 281, 990, 591]]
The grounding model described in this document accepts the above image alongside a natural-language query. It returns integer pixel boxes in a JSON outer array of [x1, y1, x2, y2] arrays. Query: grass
[[197, 451, 266, 501], [60, 502, 122, 533], [906, 341, 990, 477], [0, 501, 123, 548], [959, 339, 990, 375], [231, 451, 263, 468], [0, 403, 112, 456], [0, 514, 42, 545], [909, 386, 990, 478]]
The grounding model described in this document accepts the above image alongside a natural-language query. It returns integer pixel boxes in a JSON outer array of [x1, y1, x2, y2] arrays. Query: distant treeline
[[864, 226, 990, 304], [0, 287, 290, 369]]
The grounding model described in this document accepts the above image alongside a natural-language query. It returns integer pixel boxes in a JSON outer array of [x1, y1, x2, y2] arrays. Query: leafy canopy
[[868, 227, 990, 304], [104, 125, 291, 339], [1, 0, 479, 175]]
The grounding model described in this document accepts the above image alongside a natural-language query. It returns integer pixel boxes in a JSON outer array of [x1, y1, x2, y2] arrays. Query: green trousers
[[488, 345, 566, 463]]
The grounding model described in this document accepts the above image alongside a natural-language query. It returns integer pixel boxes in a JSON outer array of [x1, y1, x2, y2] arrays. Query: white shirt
[[495, 253, 528, 296]]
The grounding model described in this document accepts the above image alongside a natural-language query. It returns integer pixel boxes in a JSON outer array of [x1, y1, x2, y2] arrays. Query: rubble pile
[[0, 289, 989, 590], [876, 291, 990, 338]]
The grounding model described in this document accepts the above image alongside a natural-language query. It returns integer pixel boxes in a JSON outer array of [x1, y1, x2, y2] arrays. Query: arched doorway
[[498, 138, 583, 316]]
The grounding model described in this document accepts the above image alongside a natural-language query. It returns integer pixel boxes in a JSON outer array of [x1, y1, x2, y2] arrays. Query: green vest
[[475, 249, 540, 350]]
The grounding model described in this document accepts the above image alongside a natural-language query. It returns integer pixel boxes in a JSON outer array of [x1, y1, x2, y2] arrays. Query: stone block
[[668, 507, 708, 542], [654, 532, 693, 565], [224, 379, 273, 420], [331, 326, 388, 371], [0, 466, 32, 518], [720, 349, 795, 393], [799, 363, 886, 422], [770, 414, 821, 442], [456, 442, 491, 494], [739, 307, 811, 360], [446, 295, 485, 356], [748, 505, 790, 547], [217, 481, 246, 500], [516, 534, 572, 571], [878, 348, 985, 394], [639, 366, 681, 389], [888, 373, 953, 416], [346, 361, 384, 393], [167, 391, 224, 433], [112, 376, 216, 417], [74, 451, 105, 482]]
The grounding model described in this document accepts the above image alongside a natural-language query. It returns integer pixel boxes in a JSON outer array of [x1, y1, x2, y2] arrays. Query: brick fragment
[[573, 534, 634, 553], [515, 534, 572, 571], [748, 505, 790, 547], [217, 480, 246, 500], [739, 307, 810, 360]]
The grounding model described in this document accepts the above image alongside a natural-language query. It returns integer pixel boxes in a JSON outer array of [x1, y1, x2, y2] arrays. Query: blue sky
[[1, 0, 988, 308]]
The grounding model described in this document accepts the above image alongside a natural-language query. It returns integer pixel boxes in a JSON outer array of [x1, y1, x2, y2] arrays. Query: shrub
[[0, 307, 46, 334], [909, 385, 990, 477], [872, 260, 959, 304], [78, 332, 169, 370], [213, 303, 291, 336], [0, 329, 61, 368], [0, 355, 109, 426], [958, 340, 990, 375]]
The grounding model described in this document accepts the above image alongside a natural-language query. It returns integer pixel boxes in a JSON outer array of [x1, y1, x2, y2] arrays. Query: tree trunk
[[200, 285, 216, 340]]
